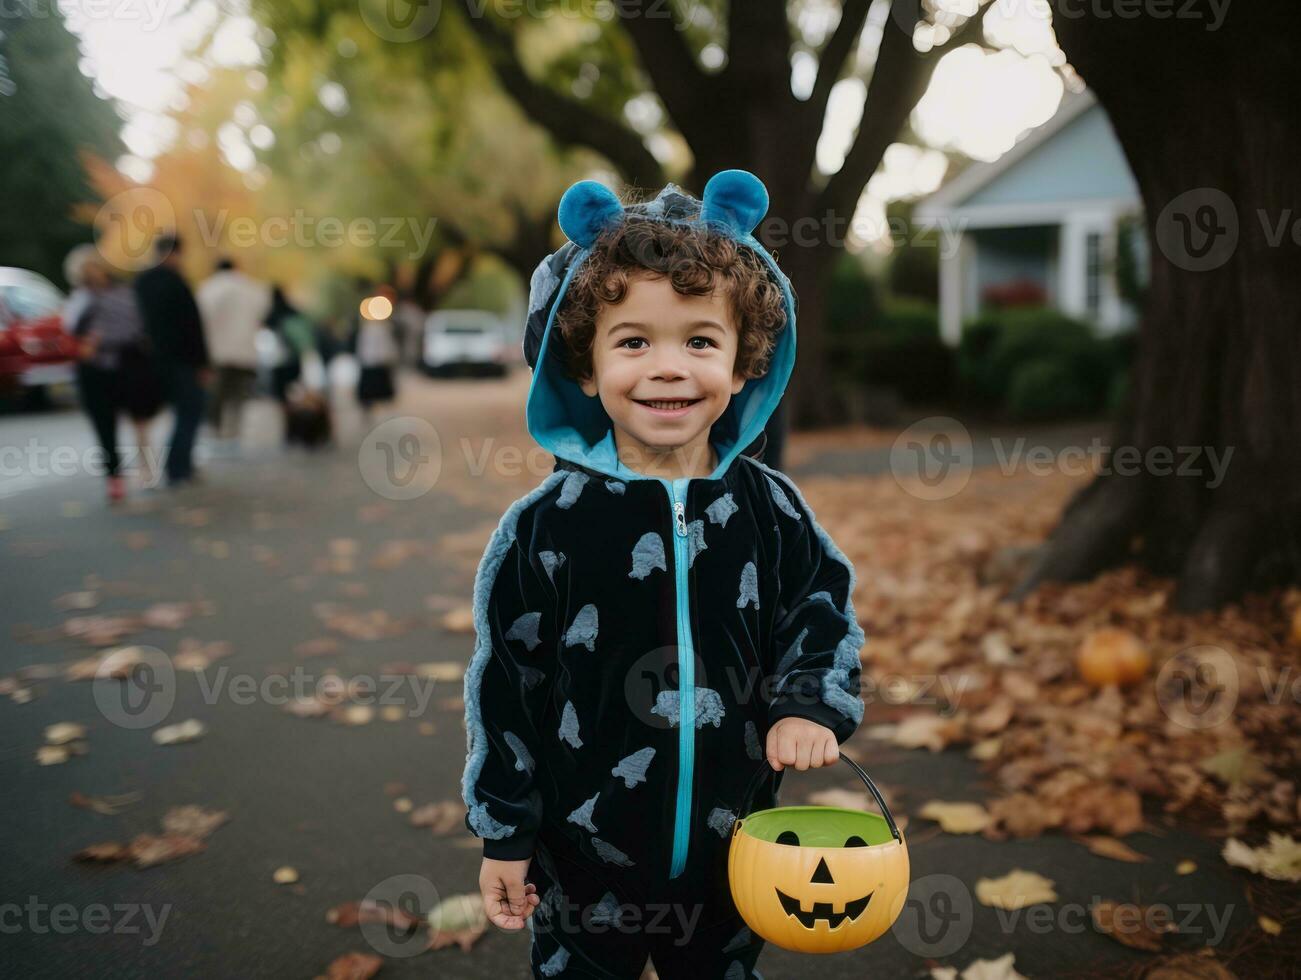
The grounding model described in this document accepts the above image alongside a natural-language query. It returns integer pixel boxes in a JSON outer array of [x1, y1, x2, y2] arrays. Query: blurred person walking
[[62, 245, 165, 502], [134, 234, 210, 487], [196, 256, 271, 446], [350, 287, 399, 420]]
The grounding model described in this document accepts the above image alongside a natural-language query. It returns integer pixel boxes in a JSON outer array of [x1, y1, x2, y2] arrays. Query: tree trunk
[[1011, 1, 1301, 610]]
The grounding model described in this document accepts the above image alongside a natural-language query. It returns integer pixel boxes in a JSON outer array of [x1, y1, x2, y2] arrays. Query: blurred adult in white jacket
[[196, 257, 271, 440]]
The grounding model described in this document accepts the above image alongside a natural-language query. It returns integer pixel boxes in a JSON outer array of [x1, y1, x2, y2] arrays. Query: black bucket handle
[[737, 751, 902, 845]]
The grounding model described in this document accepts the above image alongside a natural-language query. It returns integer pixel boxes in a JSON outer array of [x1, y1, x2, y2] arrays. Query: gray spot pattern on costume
[[505, 612, 542, 651], [605, 479, 626, 495], [724, 960, 745, 980], [528, 256, 560, 316], [629, 531, 667, 580], [567, 793, 598, 832], [774, 626, 810, 681], [559, 700, 583, 748], [468, 802, 514, 839], [686, 519, 707, 568], [590, 892, 623, 927], [563, 603, 599, 650], [722, 925, 752, 953], [706, 492, 738, 527], [611, 747, 655, 788], [556, 471, 589, 510], [539, 550, 566, 581], [766, 474, 803, 521], [539, 946, 569, 977], [504, 731, 534, 773], [822, 668, 865, 723], [744, 721, 762, 761], [737, 562, 759, 610], [708, 807, 737, 837], [651, 687, 726, 728], [519, 665, 546, 691], [591, 837, 634, 867]]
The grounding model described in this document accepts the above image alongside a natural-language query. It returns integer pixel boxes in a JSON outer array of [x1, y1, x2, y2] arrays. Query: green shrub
[[1006, 358, 1096, 420], [829, 299, 953, 405]]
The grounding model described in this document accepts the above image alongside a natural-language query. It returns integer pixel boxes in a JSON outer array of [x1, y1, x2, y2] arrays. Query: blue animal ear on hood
[[557, 180, 625, 248], [700, 169, 769, 237]]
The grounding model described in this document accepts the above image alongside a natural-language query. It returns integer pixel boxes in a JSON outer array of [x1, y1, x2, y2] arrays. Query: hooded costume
[[461, 170, 866, 977]]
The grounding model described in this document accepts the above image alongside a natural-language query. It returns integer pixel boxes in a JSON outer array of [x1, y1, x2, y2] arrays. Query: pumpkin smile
[[775, 888, 874, 929]]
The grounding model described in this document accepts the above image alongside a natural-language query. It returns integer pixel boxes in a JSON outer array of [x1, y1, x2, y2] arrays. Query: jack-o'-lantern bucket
[[728, 752, 909, 954]]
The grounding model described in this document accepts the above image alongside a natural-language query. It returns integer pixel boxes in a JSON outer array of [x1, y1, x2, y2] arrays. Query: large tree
[[458, 0, 990, 431], [0, 4, 122, 285], [1011, 0, 1301, 610]]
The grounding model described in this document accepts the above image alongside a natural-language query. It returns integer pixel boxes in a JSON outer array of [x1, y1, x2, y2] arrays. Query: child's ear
[[579, 371, 599, 397], [731, 368, 748, 395]]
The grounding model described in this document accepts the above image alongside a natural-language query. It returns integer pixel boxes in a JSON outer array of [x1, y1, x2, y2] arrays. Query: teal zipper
[[664, 476, 694, 879]]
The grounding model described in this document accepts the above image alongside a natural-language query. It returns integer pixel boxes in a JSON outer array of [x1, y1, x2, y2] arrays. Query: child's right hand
[[479, 857, 540, 931]]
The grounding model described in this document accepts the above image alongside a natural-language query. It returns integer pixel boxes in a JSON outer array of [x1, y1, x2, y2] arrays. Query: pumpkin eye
[[845, 835, 868, 848], [776, 830, 800, 846]]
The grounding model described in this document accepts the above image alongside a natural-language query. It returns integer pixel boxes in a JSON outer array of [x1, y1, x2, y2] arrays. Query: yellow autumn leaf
[[976, 870, 1058, 909], [920, 801, 991, 834]]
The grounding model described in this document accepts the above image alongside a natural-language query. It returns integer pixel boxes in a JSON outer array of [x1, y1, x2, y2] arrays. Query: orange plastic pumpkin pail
[[728, 752, 909, 954]]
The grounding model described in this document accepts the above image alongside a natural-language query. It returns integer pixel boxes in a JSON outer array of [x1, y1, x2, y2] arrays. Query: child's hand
[[479, 857, 540, 931], [767, 716, 839, 771]]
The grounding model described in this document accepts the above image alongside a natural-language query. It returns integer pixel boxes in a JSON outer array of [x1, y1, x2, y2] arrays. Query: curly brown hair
[[552, 202, 788, 385]]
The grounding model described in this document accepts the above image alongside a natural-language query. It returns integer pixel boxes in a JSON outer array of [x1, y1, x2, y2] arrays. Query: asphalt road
[[0, 370, 1271, 979]]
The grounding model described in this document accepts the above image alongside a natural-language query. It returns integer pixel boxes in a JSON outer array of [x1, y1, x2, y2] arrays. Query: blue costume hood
[[520, 169, 797, 481]]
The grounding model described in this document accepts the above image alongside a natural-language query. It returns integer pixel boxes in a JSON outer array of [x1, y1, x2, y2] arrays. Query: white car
[[422, 309, 516, 377]]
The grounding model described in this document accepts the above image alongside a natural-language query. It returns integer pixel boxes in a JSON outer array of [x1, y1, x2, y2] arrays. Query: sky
[[64, 0, 1072, 248]]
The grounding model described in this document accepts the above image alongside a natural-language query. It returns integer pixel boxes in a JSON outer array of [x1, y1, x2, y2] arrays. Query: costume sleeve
[[762, 468, 866, 744], [462, 510, 559, 861]]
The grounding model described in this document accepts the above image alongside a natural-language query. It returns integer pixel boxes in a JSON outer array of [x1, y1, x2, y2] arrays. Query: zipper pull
[[673, 500, 687, 538]]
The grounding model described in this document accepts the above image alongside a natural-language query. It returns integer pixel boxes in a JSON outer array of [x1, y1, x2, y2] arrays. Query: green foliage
[[824, 251, 879, 340], [0, 7, 123, 285], [958, 308, 1130, 420]]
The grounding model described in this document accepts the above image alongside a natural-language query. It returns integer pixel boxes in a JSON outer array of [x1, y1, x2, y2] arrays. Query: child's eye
[[618, 338, 647, 350], [687, 337, 716, 350]]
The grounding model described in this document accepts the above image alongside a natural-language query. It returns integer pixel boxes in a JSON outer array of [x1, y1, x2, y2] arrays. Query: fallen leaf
[[152, 719, 206, 746], [45, 722, 87, 745], [1092, 899, 1176, 951], [426, 893, 488, 953], [128, 833, 206, 868], [414, 661, 463, 682], [1222, 834, 1301, 882], [37, 745, 70, 765], [327, 899, 423, 932], [1176, 860, 1197, 875], [975, 870, 1057, 909], [1258, 915, 1281, 936], [273, 866, 299, 884], [1075, 835, 1151, 863], [920, 801, 990, 834], [409, 801, 465, 835], [69, 791, 141, 815], [74, 841, 129, 862], [315, 952, 382, 980], [440, 607, 475, 633], [161, 805, 229, 840], [961, 953, 1028, 980]]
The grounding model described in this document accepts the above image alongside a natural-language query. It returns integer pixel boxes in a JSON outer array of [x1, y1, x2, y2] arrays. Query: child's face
[[579, 272, 747, 474]]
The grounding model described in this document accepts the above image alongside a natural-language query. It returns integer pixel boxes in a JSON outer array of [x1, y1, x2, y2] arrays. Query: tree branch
[[816, 1, 991, 220], [455, 0, 664, 188], [807, 0, 873, 127], [613, 0, 716, 150]]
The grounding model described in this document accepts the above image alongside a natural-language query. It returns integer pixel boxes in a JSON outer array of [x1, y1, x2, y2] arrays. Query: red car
[[0, 267, 80, 401]]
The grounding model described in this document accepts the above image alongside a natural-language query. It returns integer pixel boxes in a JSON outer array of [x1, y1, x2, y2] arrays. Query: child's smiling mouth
[[633, 397, 704, 418]]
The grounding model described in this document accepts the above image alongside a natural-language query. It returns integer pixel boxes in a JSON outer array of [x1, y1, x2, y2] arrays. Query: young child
[[462, 170, 866, 978]]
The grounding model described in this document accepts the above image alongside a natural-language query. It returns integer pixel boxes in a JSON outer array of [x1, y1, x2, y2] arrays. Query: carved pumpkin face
[[729, 805, 909, 953]]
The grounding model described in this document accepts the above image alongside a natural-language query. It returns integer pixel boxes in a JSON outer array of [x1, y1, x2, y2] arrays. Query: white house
[[915, 89, 1143, 346]]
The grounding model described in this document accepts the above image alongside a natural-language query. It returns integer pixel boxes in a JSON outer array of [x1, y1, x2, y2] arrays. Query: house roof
[[914, 88, 1139, 227]]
